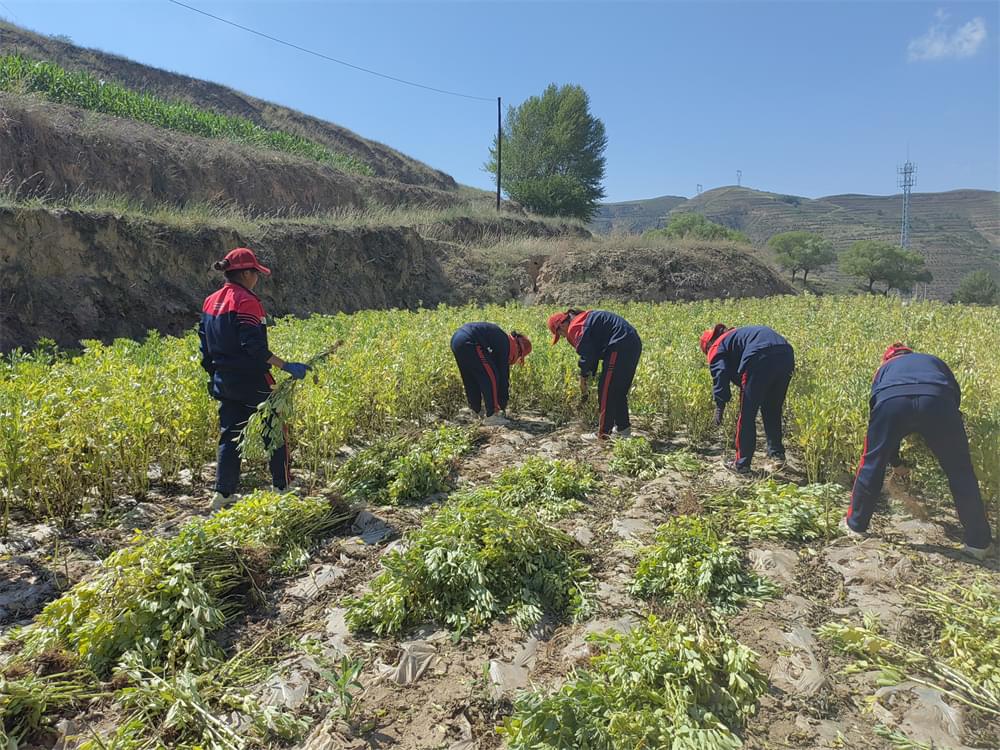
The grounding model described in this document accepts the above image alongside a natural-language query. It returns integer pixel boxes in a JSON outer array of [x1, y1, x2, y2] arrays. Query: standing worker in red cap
[[700, 324, 795, 473], [843, 343, 993, 559], [548, 309, 642, 440], [199, 248, 312, 511], [450, 322, 532, 426]]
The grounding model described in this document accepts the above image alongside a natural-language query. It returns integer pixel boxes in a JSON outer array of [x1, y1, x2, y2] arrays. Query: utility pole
[[897, 160, 916, 248], [736, 170, 742, 187], [496, 97, 502, 212]]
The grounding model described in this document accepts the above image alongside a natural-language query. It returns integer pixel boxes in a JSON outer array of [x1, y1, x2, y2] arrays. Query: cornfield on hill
[[1, 296, 998, 531], [0, 54, 371, 176]]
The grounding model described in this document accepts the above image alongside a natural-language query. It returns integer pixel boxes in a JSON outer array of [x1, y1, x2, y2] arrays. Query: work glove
[[282, 362, 311, 380], [713, 404, 725, 427]]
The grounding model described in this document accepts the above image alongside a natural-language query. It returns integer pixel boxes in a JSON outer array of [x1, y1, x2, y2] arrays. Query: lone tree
[[951, 270, 999, 305], [767, 231, 835, 282], [839, 240, 932, 295], [486, 84, 607, 221], [644, 213, 749, 243]]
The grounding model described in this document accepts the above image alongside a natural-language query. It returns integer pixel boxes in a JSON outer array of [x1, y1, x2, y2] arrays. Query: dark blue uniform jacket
[[708, 325, 792, 405], [199, 282, 274, 403], [573, 310, 639, 377], [871, 353, 961, 411]]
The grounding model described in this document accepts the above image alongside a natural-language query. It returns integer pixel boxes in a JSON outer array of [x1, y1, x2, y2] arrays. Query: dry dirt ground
[[3, 414, 997, 750]]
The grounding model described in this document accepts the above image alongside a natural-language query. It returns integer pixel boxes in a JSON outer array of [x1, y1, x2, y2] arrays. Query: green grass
[[0, 178, 584, 238], [0, 54, 371, 175]]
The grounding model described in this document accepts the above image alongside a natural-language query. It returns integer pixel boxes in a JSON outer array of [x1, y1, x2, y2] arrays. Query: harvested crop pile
[[630, 515, 776, 613], [333, 425, 474, 505], [501, 615, 767, 750], [452, 456, 596, 520], [344, 498, 593, 636]]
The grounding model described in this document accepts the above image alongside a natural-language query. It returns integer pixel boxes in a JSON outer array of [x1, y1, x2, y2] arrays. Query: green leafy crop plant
[[500, 615, 767, 750], [0, 54, 372, 175], [452, 456, 596, 520], [344, 498, 593, 636], [1, 491, 351, 743], [334, 424, 474, 505], [820, 575, 1000, 720], [631, 516, 777, 613], [609, 435, 702, 479], [708, 479, 845, 542], [5, 298, 998, 533]]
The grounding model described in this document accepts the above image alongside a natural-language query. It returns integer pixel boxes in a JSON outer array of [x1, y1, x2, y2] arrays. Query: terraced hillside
[[590, 193, 687, 234], [594, 186, 1000, 299], [0, 21, 456, 189]]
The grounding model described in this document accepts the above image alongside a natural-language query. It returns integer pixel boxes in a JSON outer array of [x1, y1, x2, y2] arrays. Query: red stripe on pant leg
[[476, 346, 500, 413], [847, 433, 869, 520], [599, 351, 618, 435], [735, 371, 748, 460]]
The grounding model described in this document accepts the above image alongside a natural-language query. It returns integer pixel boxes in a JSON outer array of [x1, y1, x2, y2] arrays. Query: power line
[[165, 0, 494, 103], [0, 2, 20, 23]]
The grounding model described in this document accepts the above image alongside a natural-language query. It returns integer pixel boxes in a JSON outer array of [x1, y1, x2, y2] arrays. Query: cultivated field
[[1, 296, 998, 750]]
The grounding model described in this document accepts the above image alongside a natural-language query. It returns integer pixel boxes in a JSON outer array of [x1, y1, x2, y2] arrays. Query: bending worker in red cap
[[199, 248, 312, 511], [843, 344, 993, 560], [450, 322, 532, 426], [549, 309, 642, 440], [700, 324, 795, 473]]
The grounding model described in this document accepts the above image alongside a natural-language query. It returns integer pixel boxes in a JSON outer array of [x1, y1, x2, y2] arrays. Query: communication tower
[[736, 170, 742, 187], [696, 184, 703, 195], [897, 161, 916, 248]]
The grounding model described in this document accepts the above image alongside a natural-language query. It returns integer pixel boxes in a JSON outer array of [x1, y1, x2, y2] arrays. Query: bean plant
[[4, 297, 998, 536]]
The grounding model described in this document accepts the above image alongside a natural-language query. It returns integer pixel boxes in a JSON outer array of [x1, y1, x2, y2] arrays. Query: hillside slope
[[0, 21, 456, 189], [591, 194, 687, 234], [594, 186, 1000, 299], [0, 93, 462, 214]]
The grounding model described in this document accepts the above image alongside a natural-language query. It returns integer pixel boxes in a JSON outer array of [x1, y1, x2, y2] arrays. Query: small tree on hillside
[[644, 213, 749, 243], [839, 240, 932, 295], [951, 270, 999, 305], [485, 84, 607, 221], [767, 231, 835, 282]]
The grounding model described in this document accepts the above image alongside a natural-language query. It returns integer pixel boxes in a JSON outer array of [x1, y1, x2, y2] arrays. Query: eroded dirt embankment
[[0, 206, 793, 351], [0, 94, 463, 215]]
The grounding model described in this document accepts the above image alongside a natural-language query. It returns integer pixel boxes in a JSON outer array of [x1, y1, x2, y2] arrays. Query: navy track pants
[[734, 348, 794, 469], [597, 334, 642, 436], [451, 338, 503, 417], [846, 394, 991, 549], [215, 397, 289, 496]]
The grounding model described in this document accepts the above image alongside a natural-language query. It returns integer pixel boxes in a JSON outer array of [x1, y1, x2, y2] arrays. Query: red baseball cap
[[882, 343, 913, 363], [547, 312, 571, 344], [699, 329, 716, 354], [509, 332, 532, 365], [222, 247, 271, 275]]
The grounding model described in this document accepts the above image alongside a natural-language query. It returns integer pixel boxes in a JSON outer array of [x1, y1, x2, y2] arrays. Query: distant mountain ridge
[[593, 186, 999, 299]]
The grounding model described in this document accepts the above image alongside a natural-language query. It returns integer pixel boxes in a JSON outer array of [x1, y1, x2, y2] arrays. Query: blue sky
[[3, 1, 998, 202]]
